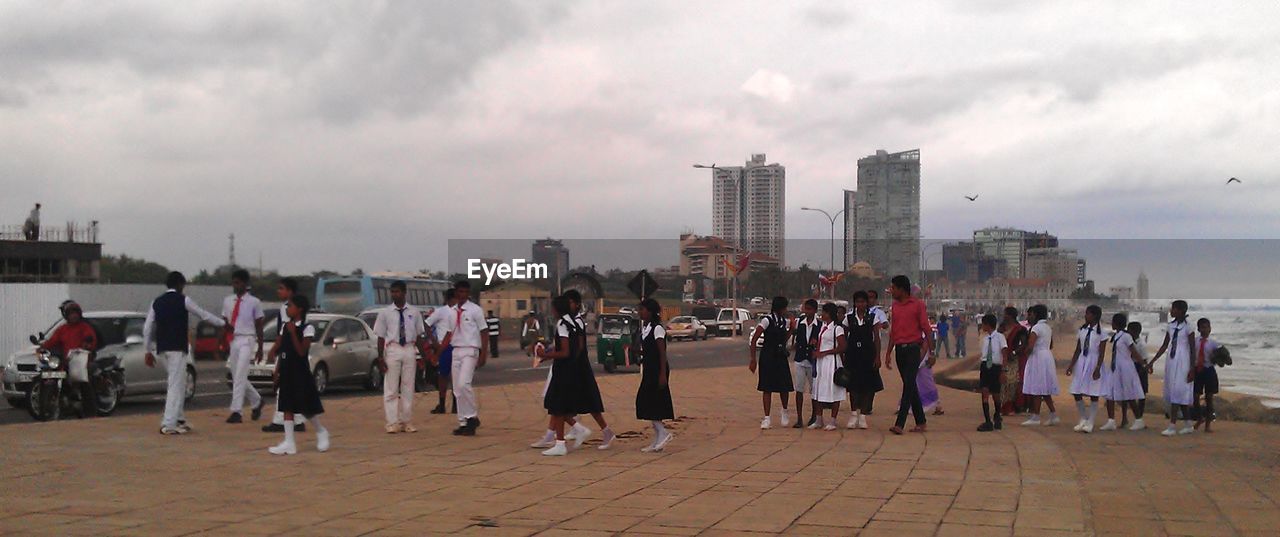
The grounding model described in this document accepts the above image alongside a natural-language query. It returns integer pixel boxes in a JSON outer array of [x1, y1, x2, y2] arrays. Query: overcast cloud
[[2, 1, 1277, 292]]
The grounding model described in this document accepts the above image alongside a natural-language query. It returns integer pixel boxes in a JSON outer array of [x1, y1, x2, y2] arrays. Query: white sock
[[541, 429, 555, 441], [1075, 399, 1086, 418], [309, 416, 327, 434], [653, 421, 666, 436], [283, 420, 295, 444]]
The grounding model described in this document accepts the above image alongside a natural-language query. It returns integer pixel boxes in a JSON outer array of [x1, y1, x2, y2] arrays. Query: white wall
[[0, 283, 226, 358]]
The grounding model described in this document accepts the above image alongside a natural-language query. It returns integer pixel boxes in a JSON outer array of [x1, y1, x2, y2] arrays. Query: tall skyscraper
[[1137, 270, 1149, 301], [972, 227, 1060, 279], [842, 189, 857, 270], [850, 149, 920, 279], [531, 238, 569, 291], [711, 154, 786, 263]]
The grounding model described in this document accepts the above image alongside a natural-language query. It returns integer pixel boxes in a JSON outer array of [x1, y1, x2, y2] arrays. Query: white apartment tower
[[850, 149, 920, 280], [711, 154, 786, 263]]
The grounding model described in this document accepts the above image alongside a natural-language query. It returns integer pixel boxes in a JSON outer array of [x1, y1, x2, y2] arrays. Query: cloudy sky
[[3, 1, 1277, 288]]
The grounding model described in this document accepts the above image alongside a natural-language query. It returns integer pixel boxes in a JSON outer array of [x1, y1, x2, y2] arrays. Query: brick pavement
[[1, 363, 1278, 536]]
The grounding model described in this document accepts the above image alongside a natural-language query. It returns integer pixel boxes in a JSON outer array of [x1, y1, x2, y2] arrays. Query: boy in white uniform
[[976, 314, 1008, 432]]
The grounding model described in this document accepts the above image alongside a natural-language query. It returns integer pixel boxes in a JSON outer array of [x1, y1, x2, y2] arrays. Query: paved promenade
[[2, 363, 1278, 536]]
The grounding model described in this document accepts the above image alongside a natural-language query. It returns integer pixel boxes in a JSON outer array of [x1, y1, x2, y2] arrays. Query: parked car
[[750, 296, 766, 306], [666, 316, 708, 341], [596, 314, 639, 373], [713, 307, 751, 336], [617, 306, 637, 316], [229, 313, 380, 395], [3, 311, 197, 409]]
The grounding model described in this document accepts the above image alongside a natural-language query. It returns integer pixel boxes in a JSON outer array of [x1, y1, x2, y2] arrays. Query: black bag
[[833, 365, 851, 389], [1210, 346, 1232, 367]]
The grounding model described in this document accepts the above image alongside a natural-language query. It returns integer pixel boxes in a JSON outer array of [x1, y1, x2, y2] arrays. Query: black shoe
[[807, 416, 817, 427], [977, 422, 994, 432], [251, 400, 265, 421], [430, 404, 446, 414], [295, 423, 306, 433], [994, 419, 1003, 430], [468, 417, 480, 429], [262, 423, 284, 433], [226, 412, 243, 424], [452, 425, 474, 436], [792, 420, 803, 429]]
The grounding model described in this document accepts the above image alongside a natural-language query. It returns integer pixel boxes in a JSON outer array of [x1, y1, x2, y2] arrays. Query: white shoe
[[1021, 416, 1041, 426], [597, 428, 616, 450], [779, 413, 791, 428], [1073, 420, 1086, 432], [651, 432, 674, 452], [1099, 420, 1117, 431], [1081, 421, 1094, 434], [268, 441, 297, 455], [572, 427, 593, 450], [1046, 415, 1061, 426], [542, 441, 568, 456], [1178, 426, 1195, 435], [316, 429, 330, 452], [857, 415, 868, 429], [760, 416, 772, 430], [530, 431, 556, 449], [1161, 426, 1178, 437], [1128, 419, 1146, 431], [807, 418, 822, 429], [566, 422, 589, 441], [823, 421, 837, 431], [641, 441, 658, 453]]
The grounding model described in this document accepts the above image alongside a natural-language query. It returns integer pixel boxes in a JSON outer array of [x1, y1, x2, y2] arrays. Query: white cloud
[[740, 69, 798, 104]]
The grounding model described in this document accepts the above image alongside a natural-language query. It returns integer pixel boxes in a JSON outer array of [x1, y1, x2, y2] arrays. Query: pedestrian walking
[[953, 314, 968, 358], [143, 272, 224, 435], [884, 275, 934, 435], [486, 310, 501, 358], [222, 269, 266, 424], [1150, 300, 1196, 436], [1066, 305, 1106, 433], [635, 298, 674, 452], [1125, 321, 1150, 430], [844, 291, 882, 430], [810, 302, 847, 431], [520, 312, 541, 356], [425, 289, 458, 414], [267, 295, 330, 455], [1191, 317, 1220, 433], [975, 314, 1008, 432], [535, 296, 606, 456], [999, 307, 1028, 415], [936, 312, 951, 359], [264, 278, 306, 433], [791, 299, 821, 428], [749, 297, 793, 429], [1020, 304, 1061, 426], [1099, 313, 1145, 431], [373, 281, 428, 434], [442, 281, 488, 436]]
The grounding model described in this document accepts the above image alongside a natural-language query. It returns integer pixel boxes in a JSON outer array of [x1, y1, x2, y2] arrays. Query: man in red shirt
[[38, 301, 99, 416], [883, 276, 934, 434]]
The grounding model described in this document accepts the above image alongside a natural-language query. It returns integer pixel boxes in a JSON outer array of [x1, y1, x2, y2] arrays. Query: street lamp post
[[801, 207, 847, 299]]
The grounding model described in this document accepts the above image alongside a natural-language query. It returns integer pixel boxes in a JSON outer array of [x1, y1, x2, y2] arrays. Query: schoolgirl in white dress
[[1099, 313, 1146, 431], [809, 303, 848, 431], [1151, 300, 1196, 436], [1020, 304, 1061, 426], [1067, 305, 1106, 433]]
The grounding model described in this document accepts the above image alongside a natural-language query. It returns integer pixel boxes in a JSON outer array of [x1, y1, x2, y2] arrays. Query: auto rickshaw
[[596, 314, 639, 373]]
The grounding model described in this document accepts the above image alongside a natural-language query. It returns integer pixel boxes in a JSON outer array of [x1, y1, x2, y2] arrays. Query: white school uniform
[[1069, 325, 1106, 397], [1104, 331, 1144, 402], [810, 321, 847, 403], [1021, 320, 1059, 396], [1162, 319, 1194, 406]]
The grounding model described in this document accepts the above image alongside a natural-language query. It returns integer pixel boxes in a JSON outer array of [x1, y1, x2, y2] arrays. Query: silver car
[[228, 313, 380, 395], [2, 311, 197, 408]]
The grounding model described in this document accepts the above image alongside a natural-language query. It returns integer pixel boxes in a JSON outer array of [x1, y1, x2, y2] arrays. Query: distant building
[[942, 241, 1008, 283], [933, 278, 1074, 309], [0, 222, 102, 283], [531, 238, 569, 291], [972, 227, 1059, 279], [710, 154, 785, 264], [842, 189, 857, 270], [478, 281, 551, 319], [1110, 286, 1135, 301], [1137, 270, 1149, 301], [850, 149, 920, 279], [1024, 247, 1081, 285], [678, 234, 779, 280]]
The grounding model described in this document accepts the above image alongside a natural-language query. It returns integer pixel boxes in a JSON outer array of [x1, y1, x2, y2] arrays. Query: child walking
[[1099, 313, 1145, 431], [810, 303, 847, 431], [1150, 300, 1196, 436], [750, 297, 793, 429], [268, 295, 329, 455], [1020, 304, 1061, 426], [1127, 321, 1149, 430], [792, 299, 821, 428], [1191, 318, 1220, 433], [636, 299, 675, 452], [536, 296, 606, 456], [1066, 305, 1106, 433], [976, 314, 1009, 432], [844, 291, 882, 430]]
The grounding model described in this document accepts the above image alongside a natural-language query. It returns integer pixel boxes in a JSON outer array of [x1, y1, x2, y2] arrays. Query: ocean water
[[1129, 310, 1280, 406]]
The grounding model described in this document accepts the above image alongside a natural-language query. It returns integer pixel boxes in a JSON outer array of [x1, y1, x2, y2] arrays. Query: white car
[[666, 316, 708, 341], [713, 308, 752, 336]]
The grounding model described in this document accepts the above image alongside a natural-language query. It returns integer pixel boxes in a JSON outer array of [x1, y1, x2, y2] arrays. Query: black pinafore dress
[[544, 318, 606, 416], [845, 312, 883, 394], [757, 313, 794, 393], [636, 322, 675, 421], [277, 320, 324, 417]]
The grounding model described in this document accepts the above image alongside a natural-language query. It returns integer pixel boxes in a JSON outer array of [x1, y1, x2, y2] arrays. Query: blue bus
[[316, 274, 451, 315]]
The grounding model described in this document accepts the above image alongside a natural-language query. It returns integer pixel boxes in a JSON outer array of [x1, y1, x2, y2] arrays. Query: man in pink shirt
[[883, 275, 935, 434]]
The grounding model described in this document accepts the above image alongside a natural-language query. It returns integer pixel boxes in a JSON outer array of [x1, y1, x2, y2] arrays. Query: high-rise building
[[972, 227, 1059, 278], [842, 189, 857, 270], [531, 238, 569, 291], [1137, 270, 1149, 300], [710, 154, 786, 263], [1025, 247, 1081, 284], [850, 149, 920, 279]]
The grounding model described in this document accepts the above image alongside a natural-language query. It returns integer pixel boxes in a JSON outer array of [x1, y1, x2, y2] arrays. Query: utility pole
[[229, 233, 237, 268]]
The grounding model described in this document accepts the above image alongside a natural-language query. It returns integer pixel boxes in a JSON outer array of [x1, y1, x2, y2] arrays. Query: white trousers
[[452, 347, 480, 422], [228, 336, 262, 413], [161, 351, 188, 428], [383, 344, 417, 425]]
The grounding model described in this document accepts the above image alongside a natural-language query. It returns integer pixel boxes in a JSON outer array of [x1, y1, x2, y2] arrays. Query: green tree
[[99, 255, 171, 284]]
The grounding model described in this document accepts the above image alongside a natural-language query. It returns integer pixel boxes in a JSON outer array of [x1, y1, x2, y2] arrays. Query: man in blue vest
[[144, 271, 225, 435]]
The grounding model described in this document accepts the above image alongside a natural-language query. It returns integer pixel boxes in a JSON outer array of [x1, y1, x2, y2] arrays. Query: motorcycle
[[26, 349, 124, 421]]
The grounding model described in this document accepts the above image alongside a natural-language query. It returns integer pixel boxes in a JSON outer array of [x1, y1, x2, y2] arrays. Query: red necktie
[[225, 295, 242, 345], [1196, 338, 1207, 372], [454, 306, 463, 342]]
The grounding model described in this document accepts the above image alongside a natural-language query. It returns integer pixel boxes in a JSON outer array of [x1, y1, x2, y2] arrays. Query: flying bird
[[1226, 177, 1241, 184], [964, 195, 979, 201]]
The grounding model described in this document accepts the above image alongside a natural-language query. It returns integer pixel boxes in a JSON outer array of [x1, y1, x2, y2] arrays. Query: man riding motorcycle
[[37, 300, 98, 416]]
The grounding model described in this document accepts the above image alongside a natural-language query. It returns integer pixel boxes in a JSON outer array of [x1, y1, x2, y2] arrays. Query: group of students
[[750, 275, 941, 435], [529, 291, 675, 456], [1013, 299, 1223, 436]]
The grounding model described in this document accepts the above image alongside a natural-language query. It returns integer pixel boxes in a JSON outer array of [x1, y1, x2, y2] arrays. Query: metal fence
[[0, 221, 100, 243]]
